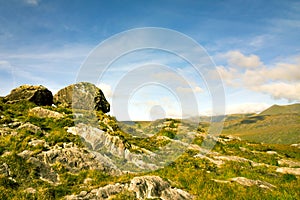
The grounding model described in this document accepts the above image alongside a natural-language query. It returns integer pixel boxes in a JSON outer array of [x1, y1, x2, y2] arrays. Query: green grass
[[260, 103, 300, 115], [1, 100, 300, 199], [222, 113, 300, 144]]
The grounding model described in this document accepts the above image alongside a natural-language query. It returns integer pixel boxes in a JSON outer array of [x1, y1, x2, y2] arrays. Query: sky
[[0, 0, 299, 120]]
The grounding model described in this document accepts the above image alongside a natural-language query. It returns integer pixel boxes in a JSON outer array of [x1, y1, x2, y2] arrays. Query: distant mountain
[[260, 103, 300, 115], [221, 104, 300, 144]]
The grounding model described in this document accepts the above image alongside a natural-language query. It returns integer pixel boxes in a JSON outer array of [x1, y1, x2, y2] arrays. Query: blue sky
[[0, 0, 299, 120]]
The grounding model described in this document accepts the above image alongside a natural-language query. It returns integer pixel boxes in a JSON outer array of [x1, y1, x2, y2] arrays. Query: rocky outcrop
[[65, 183, 125, 200], [27, 156, 59, 184], [16, 142, 121, 185], [276, 167, 300, 176], [213, 177, 276, 190], [129, 176, 193, 200], [278, 159, 300, 167], [194, 153, 269, 168], [67, 123, 158, 171], [54, 82, 110, 113], [4, 85, 53, 106], [229, 177, 276, 190], [36, 142, 121, 175], [65, 175, 193, 200], [29, 107, 64, 119], [17, 122, 43, 134]]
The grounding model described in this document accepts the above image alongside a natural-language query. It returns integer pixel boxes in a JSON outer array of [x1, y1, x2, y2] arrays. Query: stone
[[17, 122, 43, 134], [65, 176, 192, 200], [230, 177, 276, 190], [29, 107, 64, 119], [276, 167, 300, 176], [24, 187, 37, 194], [54, 82, 110, 113], [27, 157, 59, 184], [4, 85, 53, 106], [8, 121, 22, 128], [28, 139, 46, 147], [266, 151, 277, 155], [36, 142, 121, 175], [65, 183, 124, 200], [291, 144, 300, 149], [0, 163, 10, 176], [18, 150, 34, 159], [129, 176, 193, 200], [83, 178, 93, 185], [67, 124, 157, 171], [278, 159, 300, 167]]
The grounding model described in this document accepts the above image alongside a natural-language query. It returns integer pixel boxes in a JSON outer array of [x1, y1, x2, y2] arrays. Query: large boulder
[[4, 85, 53, 106], [54, 82, 110, 113]]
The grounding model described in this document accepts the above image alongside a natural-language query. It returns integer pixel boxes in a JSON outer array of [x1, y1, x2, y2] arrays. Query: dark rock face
[[54, 82, 110, 113], [4, 85, 53, 106]]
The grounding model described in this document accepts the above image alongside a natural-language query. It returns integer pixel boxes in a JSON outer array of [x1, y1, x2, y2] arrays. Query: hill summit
[[260, 103, 300, 115]]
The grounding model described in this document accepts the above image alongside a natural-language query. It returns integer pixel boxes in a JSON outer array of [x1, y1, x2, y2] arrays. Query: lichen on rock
[[54, 82, 110, 113], [4, 85, 53, 106]]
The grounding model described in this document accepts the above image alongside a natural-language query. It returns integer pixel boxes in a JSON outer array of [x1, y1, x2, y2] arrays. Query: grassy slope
[[0, 100, 300, 199], [221, 104, 300, 144], [260, 103, 300, 115]]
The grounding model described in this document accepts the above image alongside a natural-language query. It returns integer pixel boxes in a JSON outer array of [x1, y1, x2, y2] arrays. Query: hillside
[[0, 84, 299, 199], [260, 103, 300, 115], [221, 104, 300, 144]]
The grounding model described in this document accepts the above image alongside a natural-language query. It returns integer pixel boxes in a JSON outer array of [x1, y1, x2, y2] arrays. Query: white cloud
[[216, 51, 300, 101], [225, 103, 271, 114], [176, 86, 203, 94], [24, 0, 39, 6], [224, 50, 263, 68], [0, 60, 11, 70], [253, 82, 300, 101], [266, 62, 300, 82], [97, 83, 112, 99]]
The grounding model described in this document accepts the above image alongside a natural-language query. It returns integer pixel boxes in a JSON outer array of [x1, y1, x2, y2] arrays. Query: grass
[[0, 100, 300, 199], [222, 113, 300, 144]]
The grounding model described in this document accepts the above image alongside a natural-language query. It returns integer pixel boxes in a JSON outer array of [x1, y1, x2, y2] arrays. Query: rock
[[65, 176, 192, 200], [18, 150, 34, 159], [67, 124, 157, 171], [211, 179, 230, 184], [8, 121, 22, 128], [17, 122, 43, 134], [129, 176, 193, 200], [230, 177, 276, 190], [65, 183, 124, 200], [54, 82, 110, 113], [27, 157, 59, 184], [276, 167, 300, 176], [36, 142, 121, 175], [0, 127, 15, 136], [83, 178, 93, 185], [212, 155, 269, 167], [266, 151, 277, 155], [0, 163, 11, 176], [278, 159, 300, 167], [24, 187, 37, 194], [28, 139, 47, 147], [29, 107, 64, 119], [291, 144, 300, 149], [4, 85, 53, 106]]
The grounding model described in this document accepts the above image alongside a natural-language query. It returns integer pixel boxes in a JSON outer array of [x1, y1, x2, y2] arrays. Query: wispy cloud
[[23, 0, 39, 6]]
